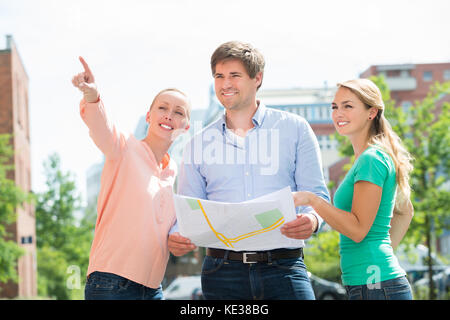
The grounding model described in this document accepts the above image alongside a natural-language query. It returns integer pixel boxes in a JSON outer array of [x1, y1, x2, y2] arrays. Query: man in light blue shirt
[[168, 41, 330, 300]]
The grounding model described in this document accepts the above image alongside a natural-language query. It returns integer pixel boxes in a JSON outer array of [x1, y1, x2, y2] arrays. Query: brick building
[[360, 62, 450, 114], [0, 35, 37, 298]]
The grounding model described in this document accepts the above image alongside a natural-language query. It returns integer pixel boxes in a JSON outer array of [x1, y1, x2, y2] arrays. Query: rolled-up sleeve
[[294, 119, 330, 231]]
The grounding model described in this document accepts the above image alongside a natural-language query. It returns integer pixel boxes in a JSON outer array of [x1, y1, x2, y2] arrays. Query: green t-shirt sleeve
[[353, 150, 388, 188]]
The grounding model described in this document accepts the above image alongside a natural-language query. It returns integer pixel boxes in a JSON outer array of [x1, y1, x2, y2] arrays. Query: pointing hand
[[71, 56, 100, 103]]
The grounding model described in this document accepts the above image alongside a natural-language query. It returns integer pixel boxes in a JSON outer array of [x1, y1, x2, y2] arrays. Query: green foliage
[[304, 230, 341, 283], [394, 81, 450, 245], [0, 239, 25, 283], [0, 134, 33, 285], [36, 153, 95, 299], [36, 245, 71, 299], [405, 82, 450, 300]]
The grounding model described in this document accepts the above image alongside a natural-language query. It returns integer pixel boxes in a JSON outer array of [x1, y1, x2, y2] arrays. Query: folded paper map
[[173, 186, 303, 251]]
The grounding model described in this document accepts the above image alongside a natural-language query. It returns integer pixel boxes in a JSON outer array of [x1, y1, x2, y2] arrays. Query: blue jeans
[[345, 276, 413, 300], [201, 254, 315, 300], [85, 271, 163, 300]]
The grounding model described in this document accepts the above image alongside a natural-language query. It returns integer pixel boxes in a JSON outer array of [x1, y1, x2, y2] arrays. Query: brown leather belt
[[206, 248, 303, 264]]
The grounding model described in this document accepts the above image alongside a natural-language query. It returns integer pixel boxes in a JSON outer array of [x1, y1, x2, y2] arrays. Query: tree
[[404, 81, 450, 299], [0, 134, 33, 286], [36, 154, 80, 249], [332, 76, 450, 299], [35, 153, 94, 299]]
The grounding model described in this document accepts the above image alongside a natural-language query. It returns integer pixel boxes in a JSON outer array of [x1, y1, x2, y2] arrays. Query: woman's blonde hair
[[337, 79, 414, 210], [149, 88, 191, 119]]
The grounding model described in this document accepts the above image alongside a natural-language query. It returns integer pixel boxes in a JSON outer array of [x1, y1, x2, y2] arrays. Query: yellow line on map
[[196, 200, 285, 248], [228, 217, 285, 243], [197, 200, 233, 248]]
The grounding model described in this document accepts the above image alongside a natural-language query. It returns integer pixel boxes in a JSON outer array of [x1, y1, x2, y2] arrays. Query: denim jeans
[[345, 276, 413, 300], [85, 271, 163, 300], [201, 254, 315, 300]]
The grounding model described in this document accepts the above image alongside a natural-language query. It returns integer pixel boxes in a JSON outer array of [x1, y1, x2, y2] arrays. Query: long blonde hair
[[338, 79, 414, 210]]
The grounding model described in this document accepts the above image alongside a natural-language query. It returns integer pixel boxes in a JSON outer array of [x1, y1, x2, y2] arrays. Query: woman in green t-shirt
[[288, 79, 414, 300]]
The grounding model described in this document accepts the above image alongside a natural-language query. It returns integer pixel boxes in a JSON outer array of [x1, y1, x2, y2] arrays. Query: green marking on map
[[255, 209, 283, 229], [186, 198, 201, 210]]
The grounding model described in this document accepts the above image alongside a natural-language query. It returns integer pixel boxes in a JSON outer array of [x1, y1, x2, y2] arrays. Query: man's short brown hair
[[211, 41, 265, 90]]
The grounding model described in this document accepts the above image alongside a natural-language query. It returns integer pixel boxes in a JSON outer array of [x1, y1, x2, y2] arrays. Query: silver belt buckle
[[243, 252, 258, 264]]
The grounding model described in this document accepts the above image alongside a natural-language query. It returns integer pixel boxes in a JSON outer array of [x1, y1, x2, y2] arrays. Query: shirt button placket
[[244, 166, 252, 200]]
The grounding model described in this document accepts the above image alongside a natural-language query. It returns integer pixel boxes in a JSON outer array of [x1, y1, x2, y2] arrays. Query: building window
[[306, 107, 312, 120], [319, 106, 327, 120], [400, 70, 410, 77], [21, 236, 33, 244], [325, 106, 331, 120], [423, 71, 432, 82], [301, 107, 305, 119], [401, 101, 412, 113], [387, 70, 400, 77], [444, 69, 450, 81]]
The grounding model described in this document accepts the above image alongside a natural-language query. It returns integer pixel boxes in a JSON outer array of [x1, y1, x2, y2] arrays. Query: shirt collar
[[219, 100, 267, 133], [252, 100, 266, 127]]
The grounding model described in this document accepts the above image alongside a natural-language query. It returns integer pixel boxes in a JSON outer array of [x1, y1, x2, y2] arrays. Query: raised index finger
[[79, 56, 94, 79]]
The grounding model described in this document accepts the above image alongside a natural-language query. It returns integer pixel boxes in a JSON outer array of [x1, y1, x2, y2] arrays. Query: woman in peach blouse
[[71, 57, 191, 300]]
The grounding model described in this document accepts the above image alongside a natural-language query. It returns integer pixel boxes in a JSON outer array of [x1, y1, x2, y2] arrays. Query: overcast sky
[[1, 0, 449, 203]]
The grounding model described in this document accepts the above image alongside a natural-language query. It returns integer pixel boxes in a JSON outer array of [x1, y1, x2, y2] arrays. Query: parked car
[[396, 244, 449, 289], [405, 265, 448, 284], [413, 267, 450, 299], [163, 275, 202, 300], [308, 272, 347, 300], [397, 244, 445, 276], [191, 287, 204, 300]]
